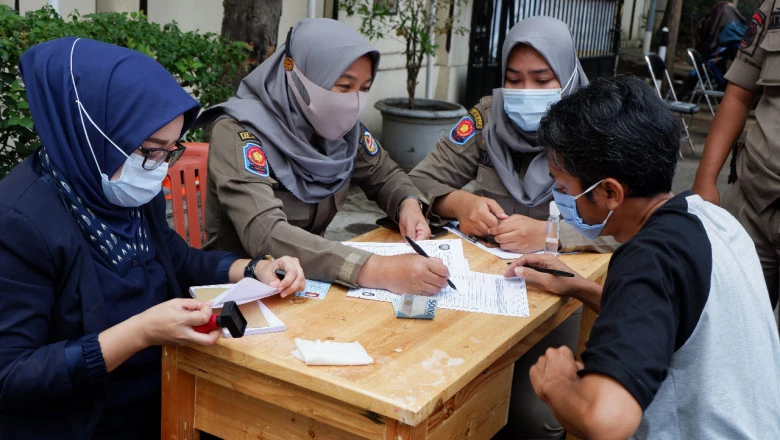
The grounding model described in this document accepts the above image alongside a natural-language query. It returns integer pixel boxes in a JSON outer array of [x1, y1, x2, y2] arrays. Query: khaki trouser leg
[[723, 179, 780, 311]]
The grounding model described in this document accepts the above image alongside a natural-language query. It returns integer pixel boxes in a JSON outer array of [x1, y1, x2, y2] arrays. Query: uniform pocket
[[757, 31, 780, 85]]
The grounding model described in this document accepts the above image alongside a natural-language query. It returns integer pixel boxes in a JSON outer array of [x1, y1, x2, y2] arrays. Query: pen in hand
[[404, 235, 458, 290], [508, 262, 575, 277]]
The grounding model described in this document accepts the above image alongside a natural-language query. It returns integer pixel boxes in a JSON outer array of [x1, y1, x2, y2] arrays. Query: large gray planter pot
[[375, 98, 467, 172]]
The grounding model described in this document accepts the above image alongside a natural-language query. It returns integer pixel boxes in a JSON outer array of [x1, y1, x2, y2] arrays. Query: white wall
[[5, 0, 95, 16], [147, 0, 222, 33]]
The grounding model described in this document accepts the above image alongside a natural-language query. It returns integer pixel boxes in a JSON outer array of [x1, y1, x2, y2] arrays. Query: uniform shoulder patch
[[361, 126, 379, 156], [468, 107, 483, 130], [238, 130, 258, 141], [243, 142, 269, 177], [741, 9, 766, 55], [450, 115, 477, 145]]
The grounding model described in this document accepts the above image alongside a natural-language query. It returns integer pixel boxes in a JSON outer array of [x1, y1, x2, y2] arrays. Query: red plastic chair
[[164, 142, 209, 248]]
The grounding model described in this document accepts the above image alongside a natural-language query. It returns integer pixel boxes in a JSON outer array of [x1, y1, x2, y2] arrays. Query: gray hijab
[[483, 16, 588, 207], [197, 18, 380, 203]]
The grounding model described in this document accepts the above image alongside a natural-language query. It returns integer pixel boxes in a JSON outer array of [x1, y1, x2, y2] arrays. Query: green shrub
[[0, 5, 250, 178]]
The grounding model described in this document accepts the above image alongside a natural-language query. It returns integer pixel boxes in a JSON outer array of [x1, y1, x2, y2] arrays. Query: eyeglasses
[[138, 142, 187, 170]]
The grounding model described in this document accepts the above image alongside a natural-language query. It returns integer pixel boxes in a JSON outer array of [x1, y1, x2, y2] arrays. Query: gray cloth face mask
[[286, 62, 368, 140]]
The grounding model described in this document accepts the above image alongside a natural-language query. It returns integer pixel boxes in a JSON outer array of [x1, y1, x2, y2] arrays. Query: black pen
[[509, 263, 575, 277], [274, 269, 286, 280], [404, 235, 458, 290]]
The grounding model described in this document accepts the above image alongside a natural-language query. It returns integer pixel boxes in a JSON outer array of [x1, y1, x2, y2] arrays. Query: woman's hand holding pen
[[255, 256, 306, 298], [398, 197, 431, 240], [505, 253, 604, 312], [357, 254, 449, 296]]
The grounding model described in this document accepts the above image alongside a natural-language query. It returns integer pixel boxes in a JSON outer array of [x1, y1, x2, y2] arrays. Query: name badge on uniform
[[243, 142, 269, 177]]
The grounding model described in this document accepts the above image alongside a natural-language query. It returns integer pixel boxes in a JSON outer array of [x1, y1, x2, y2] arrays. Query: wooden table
[[162, 229, 610, 439]]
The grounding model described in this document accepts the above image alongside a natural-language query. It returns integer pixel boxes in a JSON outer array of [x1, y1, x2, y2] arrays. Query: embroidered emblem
[[243, 142, 270, 177], [741, 10, 766, 55], [450, 115, 476, 145], [361, 127, 378, 156], [238, 130, 257, 141], [469, 107, 483, 130]]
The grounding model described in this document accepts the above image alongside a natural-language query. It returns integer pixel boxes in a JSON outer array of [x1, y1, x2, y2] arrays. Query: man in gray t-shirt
[[504, 76, 780, 439]]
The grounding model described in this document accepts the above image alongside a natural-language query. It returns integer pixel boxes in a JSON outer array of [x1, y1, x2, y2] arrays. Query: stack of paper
[[344, 239, 530, 317], [190, 278, 285, 337]]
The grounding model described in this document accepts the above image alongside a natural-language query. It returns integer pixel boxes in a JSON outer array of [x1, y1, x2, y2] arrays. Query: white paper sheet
[[210, 277, 279, 307], [344, 239, 470, 273], [344, 240, 529, 317], [444, 221, 527, 260]]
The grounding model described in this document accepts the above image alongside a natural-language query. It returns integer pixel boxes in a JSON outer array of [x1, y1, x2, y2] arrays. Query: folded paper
[[291, 338, 373, 366]]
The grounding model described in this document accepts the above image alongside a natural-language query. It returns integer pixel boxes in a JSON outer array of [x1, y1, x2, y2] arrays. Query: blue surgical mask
[[502, 88, 562, 132], [551, 179, 613, 240], [502, 67, 579, 132]]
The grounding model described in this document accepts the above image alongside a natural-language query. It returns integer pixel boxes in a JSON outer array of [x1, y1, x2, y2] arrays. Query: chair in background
[[645, 52, 700, 156], [686, 48, 725, 116], [164, 142, 209, 248]]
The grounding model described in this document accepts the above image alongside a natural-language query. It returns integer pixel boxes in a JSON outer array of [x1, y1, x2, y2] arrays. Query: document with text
[[344, 240, 529, 317]]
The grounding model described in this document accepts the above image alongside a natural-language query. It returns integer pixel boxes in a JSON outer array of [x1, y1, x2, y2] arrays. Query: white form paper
[[344, 239, 470, 273], [194, 277, 278, 307], [444, 221, 526, 260], [344, 240, 529, 317]]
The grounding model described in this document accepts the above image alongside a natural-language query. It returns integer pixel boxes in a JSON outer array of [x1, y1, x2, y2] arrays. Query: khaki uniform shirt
[[409, 96, 618, 253], [724, 0, 780, 211], [204, 118, 424, 287]]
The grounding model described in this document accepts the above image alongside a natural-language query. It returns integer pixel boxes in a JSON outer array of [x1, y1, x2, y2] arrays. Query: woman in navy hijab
[[0, 37, 305, 438]]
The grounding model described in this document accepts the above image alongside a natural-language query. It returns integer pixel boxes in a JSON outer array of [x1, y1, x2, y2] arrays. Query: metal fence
[[465, 0, 623, 108]]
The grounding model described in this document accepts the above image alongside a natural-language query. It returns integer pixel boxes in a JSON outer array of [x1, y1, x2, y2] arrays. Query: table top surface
[[185, 229, 611, 425]]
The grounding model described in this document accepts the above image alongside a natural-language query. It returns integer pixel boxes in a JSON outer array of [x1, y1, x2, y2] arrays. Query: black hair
[[539, 75, 679, 198]]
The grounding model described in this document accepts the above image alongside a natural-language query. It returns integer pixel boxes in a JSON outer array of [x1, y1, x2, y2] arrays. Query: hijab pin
[[283, 27, 295, 72]]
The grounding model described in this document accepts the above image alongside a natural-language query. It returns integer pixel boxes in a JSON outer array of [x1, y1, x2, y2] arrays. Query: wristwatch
[[244, 254, 274, 279]]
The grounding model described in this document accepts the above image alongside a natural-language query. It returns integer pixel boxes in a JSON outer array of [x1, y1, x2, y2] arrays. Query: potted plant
[[340, 0, 468, 171]]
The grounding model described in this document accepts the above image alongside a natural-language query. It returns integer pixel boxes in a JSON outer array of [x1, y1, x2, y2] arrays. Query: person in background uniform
[[0, 38, 305, 439], [198, 18, 449, 296], [511, 75, 780, 440], [409, 16, 618, 255], [693, 0, 780, 312]]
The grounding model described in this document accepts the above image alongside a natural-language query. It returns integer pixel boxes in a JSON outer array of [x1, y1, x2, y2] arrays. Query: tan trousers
[[723, 178, 780, 311]]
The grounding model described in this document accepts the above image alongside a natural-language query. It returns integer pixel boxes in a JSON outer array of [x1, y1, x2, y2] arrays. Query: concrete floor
[[324, 109, 741, 242]]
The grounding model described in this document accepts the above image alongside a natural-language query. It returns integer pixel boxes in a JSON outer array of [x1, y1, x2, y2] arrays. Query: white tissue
[[291, 338, 374, 365]]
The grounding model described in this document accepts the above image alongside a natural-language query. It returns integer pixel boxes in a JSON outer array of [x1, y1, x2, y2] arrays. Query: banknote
[[391, 293, 437, 319]]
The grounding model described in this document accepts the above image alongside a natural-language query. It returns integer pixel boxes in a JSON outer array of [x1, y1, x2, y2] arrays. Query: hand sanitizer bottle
[[545, 201, 560, 256]]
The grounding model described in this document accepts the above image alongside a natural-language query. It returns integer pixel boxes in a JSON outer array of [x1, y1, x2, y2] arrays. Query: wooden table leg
[[162, 345, 199, 440]]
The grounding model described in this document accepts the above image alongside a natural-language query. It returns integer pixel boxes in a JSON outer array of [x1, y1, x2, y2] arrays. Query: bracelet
[[244, 254, 274, 279]]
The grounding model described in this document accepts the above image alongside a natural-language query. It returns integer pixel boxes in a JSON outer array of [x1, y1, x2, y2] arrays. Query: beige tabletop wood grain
[[183, 229, 610, 427]]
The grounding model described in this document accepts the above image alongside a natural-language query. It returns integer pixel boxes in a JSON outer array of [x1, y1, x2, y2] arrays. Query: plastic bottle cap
[[549, 200, 560, 217]]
